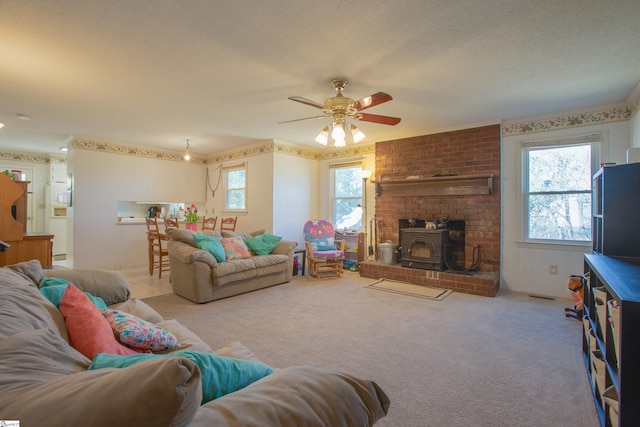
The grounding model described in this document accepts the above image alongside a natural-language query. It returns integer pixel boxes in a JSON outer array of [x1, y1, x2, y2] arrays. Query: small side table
[[294, 248, 306, 276]]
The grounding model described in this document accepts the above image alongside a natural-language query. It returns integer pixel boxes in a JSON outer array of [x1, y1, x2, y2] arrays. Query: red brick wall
[[374, 124, 501, 273]]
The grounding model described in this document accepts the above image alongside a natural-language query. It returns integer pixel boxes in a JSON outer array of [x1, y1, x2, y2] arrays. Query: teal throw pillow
[[192, 233, 226, 263], [40, 283, 107, 309], [244, 233, 282, 255], [89, 351, 274, 403]]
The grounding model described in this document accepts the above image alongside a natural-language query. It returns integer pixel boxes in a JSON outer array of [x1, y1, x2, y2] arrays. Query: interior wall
[[273, 151, 317, 247], [501, 120, 631, 298], [68, 148, 207, 270], [204, 152, 276, 237]]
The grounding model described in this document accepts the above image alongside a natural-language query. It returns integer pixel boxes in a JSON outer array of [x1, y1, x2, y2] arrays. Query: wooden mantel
[[372, 174, 494, 197]]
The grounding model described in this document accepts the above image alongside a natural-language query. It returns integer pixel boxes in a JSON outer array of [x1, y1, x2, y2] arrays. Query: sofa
[[0, 259, 390, 426], [166, 228, 298, 303]]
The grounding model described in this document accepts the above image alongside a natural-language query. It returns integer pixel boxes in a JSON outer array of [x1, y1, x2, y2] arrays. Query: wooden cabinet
[[0, 173, 54, 267], [583, 255, 640, 427], [0, 233, 54, 267]]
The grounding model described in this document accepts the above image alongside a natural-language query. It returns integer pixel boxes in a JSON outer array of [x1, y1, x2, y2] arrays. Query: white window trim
[[329, 160, 365, 229], [223, 162, 247, 213], [518, 132, 602, 247]]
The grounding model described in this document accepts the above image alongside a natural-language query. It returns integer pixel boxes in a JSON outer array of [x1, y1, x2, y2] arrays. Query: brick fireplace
[[359, 124, 501, 297]]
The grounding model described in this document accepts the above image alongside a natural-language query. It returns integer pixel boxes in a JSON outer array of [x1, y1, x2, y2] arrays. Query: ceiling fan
[[281, 79, 401, 147]]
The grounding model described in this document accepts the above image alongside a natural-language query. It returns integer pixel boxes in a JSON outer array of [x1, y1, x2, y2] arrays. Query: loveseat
[[167, 228, 297, 303], [0, 259, 389, 426]]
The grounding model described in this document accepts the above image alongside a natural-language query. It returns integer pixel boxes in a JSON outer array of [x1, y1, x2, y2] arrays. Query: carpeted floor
[[143, 271, 599, 427]]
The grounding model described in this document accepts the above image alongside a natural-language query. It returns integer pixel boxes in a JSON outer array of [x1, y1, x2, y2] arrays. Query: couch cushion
[[89, 351, 274, 404], [102, 309, 180, 352], [155, 319, 213, 354], [40, 282, 108, 309], [221, 229, 265, 239], [45, 268, 130, 305], [192, 233, 226, 262], [59, 284, 138, 359], [115, 297, 164, 324], [6, 259, 44, 284], [214, 341, 263, 363], [212, 258, 257, 282], [244, 233, 283, 255], [220, 236, 253, 260], [191, 365, 390, 427], [0, 329, 89, 394], [0, 267, 69, 341], [0, 356, 202, 427]]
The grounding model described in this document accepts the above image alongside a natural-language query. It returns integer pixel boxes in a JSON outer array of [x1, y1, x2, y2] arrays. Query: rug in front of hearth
[[365, 279, 452, 301]]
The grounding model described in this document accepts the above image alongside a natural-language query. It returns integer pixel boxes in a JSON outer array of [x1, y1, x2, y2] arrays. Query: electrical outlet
[[549, 265, 558, 275]]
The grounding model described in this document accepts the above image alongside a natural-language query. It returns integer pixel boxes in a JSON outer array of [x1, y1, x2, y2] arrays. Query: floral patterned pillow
[[219, 236, 253, 260], [102, 309, 180, 352]]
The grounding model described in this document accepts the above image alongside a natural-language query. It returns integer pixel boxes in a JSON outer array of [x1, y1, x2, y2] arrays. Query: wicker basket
[[607, 299, 621, 364], [591, 349, 606, 399], [593, 287, 607, 337], [603, 386, 619, 426]]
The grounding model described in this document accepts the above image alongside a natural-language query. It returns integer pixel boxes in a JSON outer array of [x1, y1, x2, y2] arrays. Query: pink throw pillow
[[220, 236, 253, 260], [59, 284, 138, 359]]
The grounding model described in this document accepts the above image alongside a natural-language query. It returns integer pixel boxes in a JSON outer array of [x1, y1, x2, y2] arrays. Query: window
[[522, 134, 599, 243], [224, 164, 246, 211], [331, 162, 364, 230]]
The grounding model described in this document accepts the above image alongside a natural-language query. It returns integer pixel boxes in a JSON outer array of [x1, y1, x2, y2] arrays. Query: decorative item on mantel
[[184, 204, 200, 231]]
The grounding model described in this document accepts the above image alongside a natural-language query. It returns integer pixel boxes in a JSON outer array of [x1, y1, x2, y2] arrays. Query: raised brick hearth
[[361, 124, 501, 296], [359, 261, 500, 297]]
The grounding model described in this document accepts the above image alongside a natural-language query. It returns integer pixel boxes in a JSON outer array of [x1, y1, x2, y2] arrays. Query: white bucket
[[379, 241, 399, 265]]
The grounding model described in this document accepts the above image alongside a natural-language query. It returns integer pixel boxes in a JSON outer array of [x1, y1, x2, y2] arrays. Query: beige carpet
[[366, 278, 453, 300], [143, 271, 599, 427]]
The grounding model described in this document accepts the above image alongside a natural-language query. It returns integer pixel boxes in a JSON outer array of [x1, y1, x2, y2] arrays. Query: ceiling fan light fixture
[[334, 137, 346, 147], [315, 126, 329, 145], [331, 122, 346, 139], [351, 124, 366, 143]]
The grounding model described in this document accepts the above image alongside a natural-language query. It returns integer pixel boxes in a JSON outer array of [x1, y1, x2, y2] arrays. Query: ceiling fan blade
[[288, 96, 325, 109], [278, 115, 327, 124], [354, 113, 401, 126], [353, 92, 392, 111]]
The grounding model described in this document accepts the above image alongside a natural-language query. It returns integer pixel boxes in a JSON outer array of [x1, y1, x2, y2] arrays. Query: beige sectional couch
[[166, 228, 297, 303], [0, 259, 390, 426]]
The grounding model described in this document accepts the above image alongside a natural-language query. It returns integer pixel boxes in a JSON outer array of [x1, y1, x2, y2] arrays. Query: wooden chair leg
[[148, 243, 154, 276]]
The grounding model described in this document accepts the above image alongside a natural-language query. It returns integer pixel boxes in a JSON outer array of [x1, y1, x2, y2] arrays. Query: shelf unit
[[583, 255, 640, 427], [582, 162, 640, 427], [592, 163, 640, 256], [335, 232, 364, 267]]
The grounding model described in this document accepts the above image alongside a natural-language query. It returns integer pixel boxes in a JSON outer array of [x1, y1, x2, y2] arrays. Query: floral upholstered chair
[[303, 219, 346, 278]]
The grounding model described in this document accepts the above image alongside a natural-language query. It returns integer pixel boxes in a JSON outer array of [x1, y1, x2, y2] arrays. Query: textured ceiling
[[1, 0, 639, 155]]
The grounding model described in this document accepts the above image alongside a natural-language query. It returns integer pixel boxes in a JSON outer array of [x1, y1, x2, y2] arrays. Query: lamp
[[361, 169, 372, 259], [183, 139, 191, 161]]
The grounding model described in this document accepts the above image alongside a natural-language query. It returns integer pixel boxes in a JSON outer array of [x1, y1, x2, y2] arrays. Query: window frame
[[520, 133, 600, 247], [329, 161, 365, 231], [223, 162, 247, 212]]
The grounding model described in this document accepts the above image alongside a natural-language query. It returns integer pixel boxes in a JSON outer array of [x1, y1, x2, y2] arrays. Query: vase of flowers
[[184, 204, 199, 231]]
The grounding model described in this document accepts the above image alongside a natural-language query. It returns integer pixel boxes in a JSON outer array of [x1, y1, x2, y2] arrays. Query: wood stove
[[400, 228, 449, 271]]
